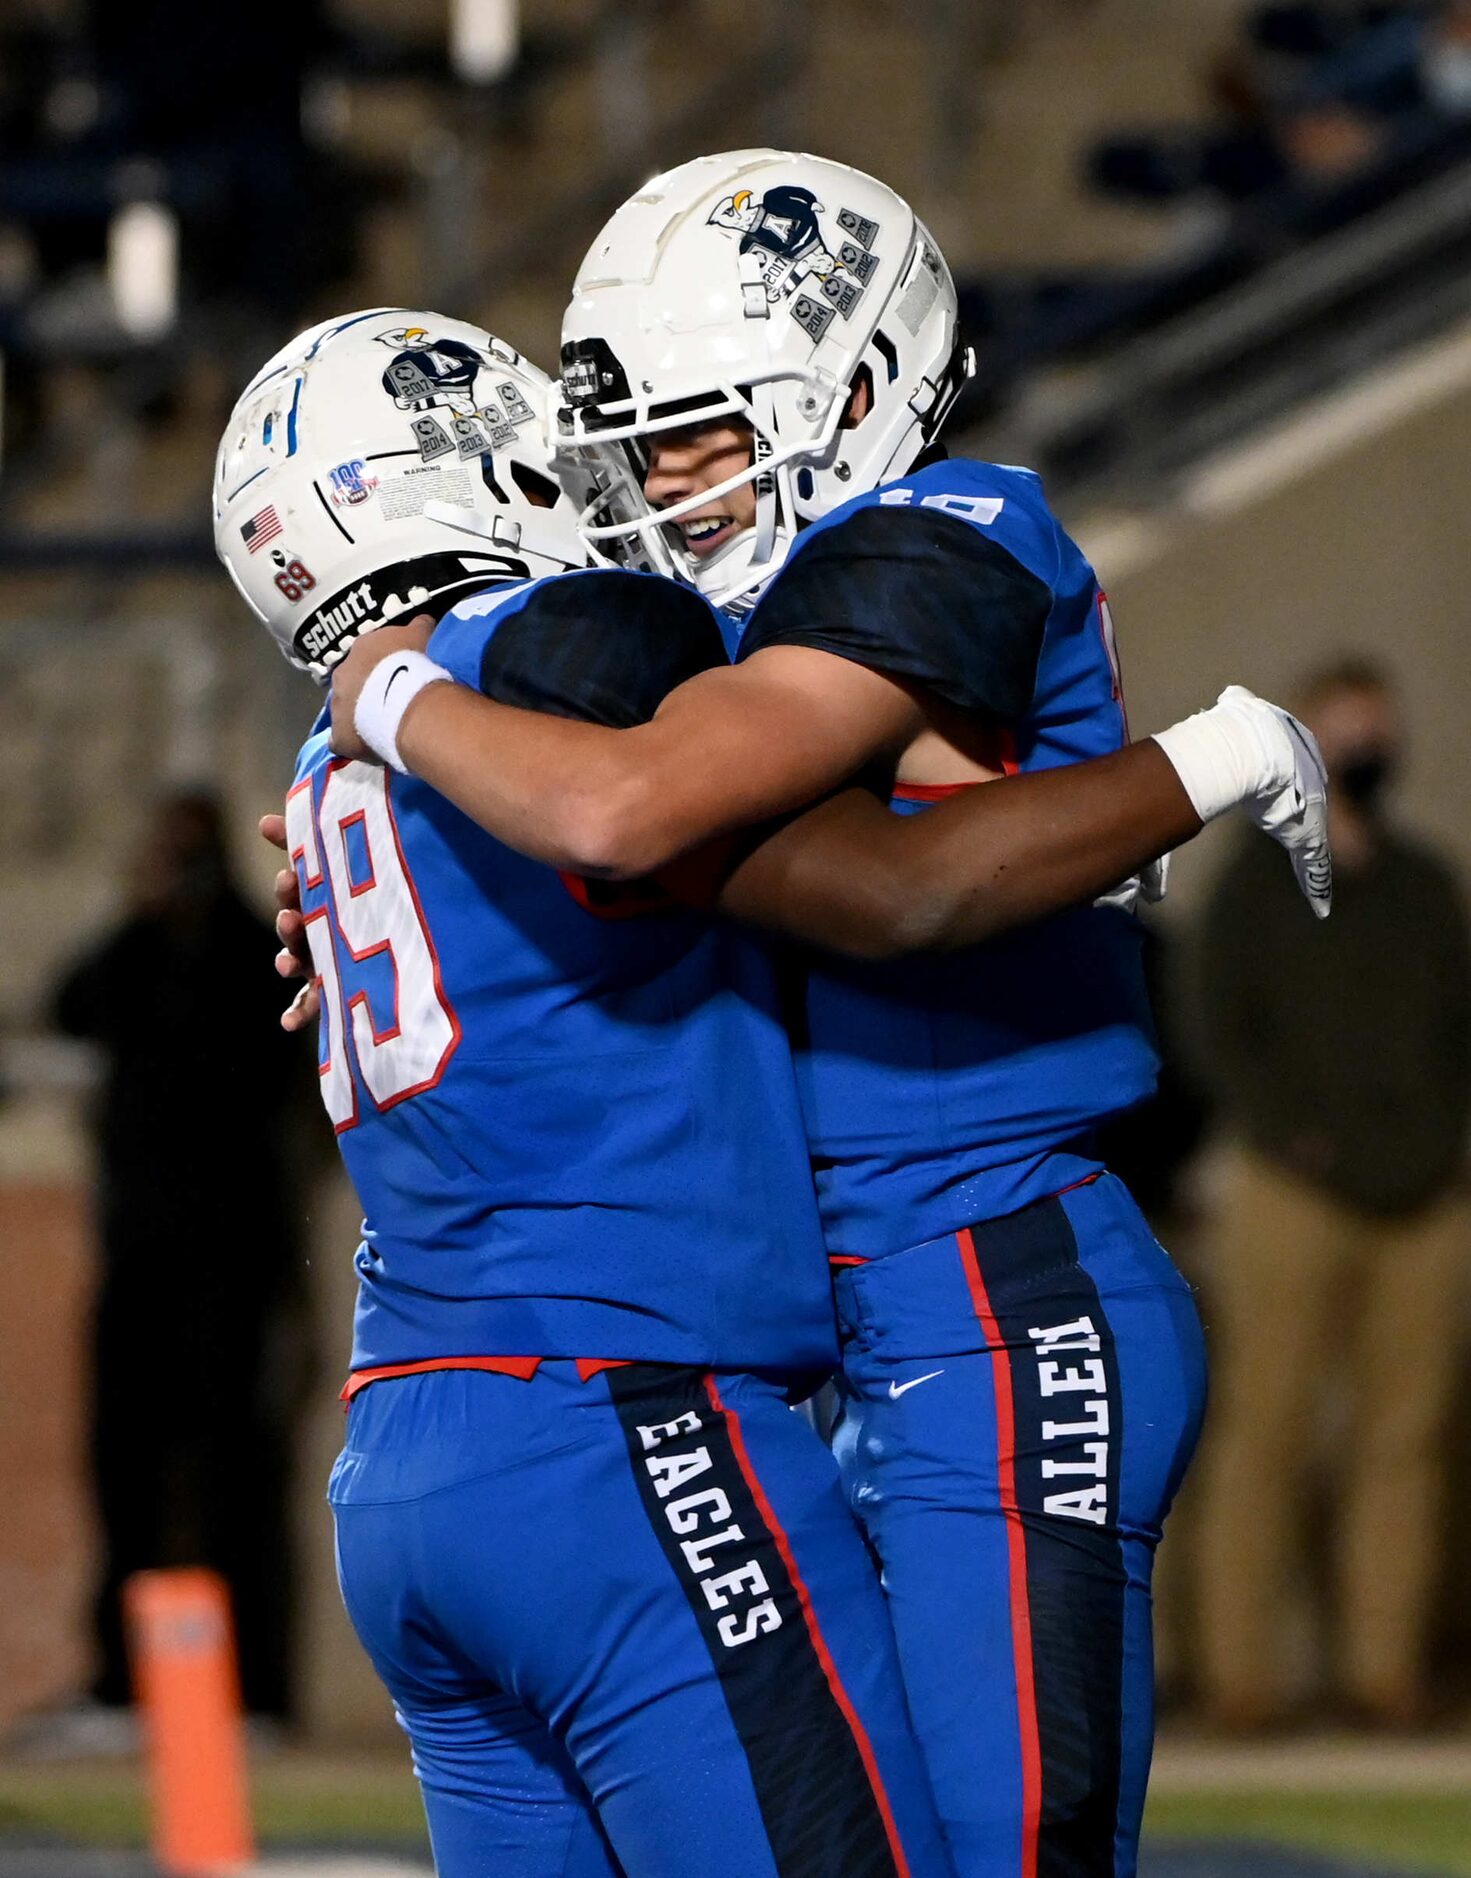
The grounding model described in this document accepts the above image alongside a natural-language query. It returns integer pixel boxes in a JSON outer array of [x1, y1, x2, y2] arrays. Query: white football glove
[[1153, 685, 1332, 918]]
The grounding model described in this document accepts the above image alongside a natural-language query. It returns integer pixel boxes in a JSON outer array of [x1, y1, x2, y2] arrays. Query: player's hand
[[1218, 687, 1333, 918], [1154, 686, 1332, 918], [260, 811, 320, 1032], [328, 615, 435, 761]]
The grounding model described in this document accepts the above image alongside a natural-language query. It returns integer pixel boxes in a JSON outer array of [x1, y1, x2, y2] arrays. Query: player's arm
[[329, 503, 1049, 876], [335, 633, 925, 880], [707, 741, 1198, 959], [266, 684, 1325, 1024], [690, 685, 1330, 956], [267, 680, 1327, 1024]]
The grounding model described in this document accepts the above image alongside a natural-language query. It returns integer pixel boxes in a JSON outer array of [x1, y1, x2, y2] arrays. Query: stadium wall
[[1080, 320, 1471, 909]]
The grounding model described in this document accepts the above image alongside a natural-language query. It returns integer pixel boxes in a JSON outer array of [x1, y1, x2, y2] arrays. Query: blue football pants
[[832, 1174, 1208, 1878], [330, 1362, 955, 1878]]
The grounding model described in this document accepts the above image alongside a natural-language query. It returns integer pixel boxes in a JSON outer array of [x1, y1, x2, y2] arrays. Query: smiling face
[[641, 418, 758, 560]]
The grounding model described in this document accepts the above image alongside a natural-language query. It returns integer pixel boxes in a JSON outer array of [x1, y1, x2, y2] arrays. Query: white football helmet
[[214, 309, 586, 680], [555, 150, 973, 613]]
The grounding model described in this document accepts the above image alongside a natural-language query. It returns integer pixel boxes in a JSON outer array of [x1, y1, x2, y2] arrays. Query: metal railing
[[1000, 142, 1471, 507]]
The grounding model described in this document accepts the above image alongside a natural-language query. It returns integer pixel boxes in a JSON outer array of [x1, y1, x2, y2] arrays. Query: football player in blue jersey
[[318, 158, 1331, 1878], [218, 310, 966, 1878]]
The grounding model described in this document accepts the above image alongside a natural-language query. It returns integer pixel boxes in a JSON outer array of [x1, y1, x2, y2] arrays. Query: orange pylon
[[124, 1568, 255, 1875]]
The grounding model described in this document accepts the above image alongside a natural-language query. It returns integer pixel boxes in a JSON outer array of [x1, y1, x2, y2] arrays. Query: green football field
[[1145, 1789, 1471, 1875], [1, 1746, 1469, 1873]]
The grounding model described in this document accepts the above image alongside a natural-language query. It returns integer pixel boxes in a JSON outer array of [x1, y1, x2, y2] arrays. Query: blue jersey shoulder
[[294, 707, 332, 784], [795, 457, 1062, 592], [428, 573, 558, 686], [432, 567, 727, 726], [737, 457, 1055, 724]]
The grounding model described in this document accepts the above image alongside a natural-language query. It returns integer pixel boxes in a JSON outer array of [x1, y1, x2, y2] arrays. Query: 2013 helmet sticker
[[450, 414, 493, 458]]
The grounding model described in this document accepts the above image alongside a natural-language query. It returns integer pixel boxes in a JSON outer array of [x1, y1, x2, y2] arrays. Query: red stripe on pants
[[956, 1227, 1042, 1878], [702, 1375, 913, 1878]]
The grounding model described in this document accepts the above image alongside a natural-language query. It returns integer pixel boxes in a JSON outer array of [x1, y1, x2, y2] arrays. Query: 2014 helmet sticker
[[411, 415, 455, 462]]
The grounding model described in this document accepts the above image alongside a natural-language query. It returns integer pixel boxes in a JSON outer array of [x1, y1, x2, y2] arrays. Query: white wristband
[[353, 651, 452, 774], [1151, 687, 1285, 824]]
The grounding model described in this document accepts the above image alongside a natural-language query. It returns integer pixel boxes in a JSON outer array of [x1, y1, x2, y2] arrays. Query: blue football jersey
[[736, 459, 1160, 1257], [288, 567, 834, 1371]]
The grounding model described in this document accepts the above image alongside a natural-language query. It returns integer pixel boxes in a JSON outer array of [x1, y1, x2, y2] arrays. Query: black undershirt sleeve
[[478, 571, 727, 728], [736, 505, 1050, 722]]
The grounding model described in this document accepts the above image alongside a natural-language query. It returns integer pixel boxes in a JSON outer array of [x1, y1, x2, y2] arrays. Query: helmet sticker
[[241, 503, 284, 553], [270, 553, 317, 603], [327, 459, 377, 507], [836, 208, 879, 251], [895, 242, 945, 338], [379, 465, 476, 521], [378, 327, 535, 461], [450, 414, 493, 458], [381, 336, 483, 413], [791, 296, 835, 343], [293, 551, 530, 668], [496, 381, 536, 426], [412, 416, 455, 462], [819, 276, 863, 320], [707, 184, 881, 341]]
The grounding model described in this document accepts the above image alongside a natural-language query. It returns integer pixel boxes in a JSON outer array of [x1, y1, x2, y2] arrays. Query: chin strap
[[748, 382, 781, 571], [717, 557, 785, 620]]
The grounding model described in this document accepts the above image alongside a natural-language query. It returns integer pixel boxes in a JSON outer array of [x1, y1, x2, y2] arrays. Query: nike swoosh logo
[[888, 1370, 944, 1400], [383, 662, 410, 701]]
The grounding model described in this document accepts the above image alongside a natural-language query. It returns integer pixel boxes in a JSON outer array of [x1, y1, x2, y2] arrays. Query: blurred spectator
[[1090, 44, 1388, 208], [1249, 4, 1407, 64], [1190, 659, 1471, 1731], [1420, 0, 1471, 112], [51, 791, 310, 1725]]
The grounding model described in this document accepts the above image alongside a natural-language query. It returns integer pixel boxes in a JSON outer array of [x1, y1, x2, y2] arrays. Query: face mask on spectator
[[1337, 748, 1397, 812]]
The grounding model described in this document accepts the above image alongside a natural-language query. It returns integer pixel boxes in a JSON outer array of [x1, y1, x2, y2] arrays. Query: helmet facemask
[[555, 359, 854, 615], [558, 155, 975, 614]]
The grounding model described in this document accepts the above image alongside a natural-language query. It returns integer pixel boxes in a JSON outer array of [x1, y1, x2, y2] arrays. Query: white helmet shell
[[556, 150, 972, 612], [214, 309, 585, 680]]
